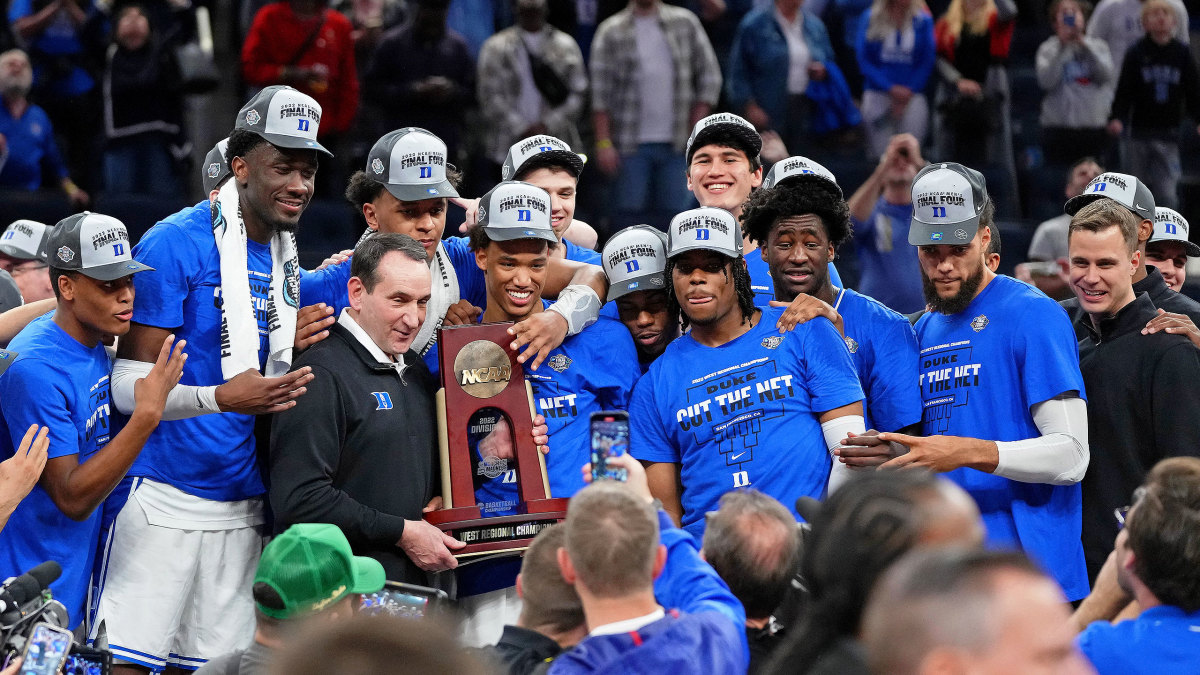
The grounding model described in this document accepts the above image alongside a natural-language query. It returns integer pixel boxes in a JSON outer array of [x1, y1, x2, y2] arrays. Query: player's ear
[[475, 247, 488, 271], [347, 276, 366, 311], [557, 547, 577, 585], [363, 202, 379, 231]]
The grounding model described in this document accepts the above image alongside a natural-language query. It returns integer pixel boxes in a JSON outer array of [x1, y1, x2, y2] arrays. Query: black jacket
[[482, 625, 563, 675], [1062, 266, 1200, 357], [1077, 293, 1200, 580], [269, 321, 439, 583]]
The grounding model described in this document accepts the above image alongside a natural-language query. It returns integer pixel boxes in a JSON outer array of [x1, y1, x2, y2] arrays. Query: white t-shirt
[[634, 15, 676, 144], [776, 8, 811, 94]]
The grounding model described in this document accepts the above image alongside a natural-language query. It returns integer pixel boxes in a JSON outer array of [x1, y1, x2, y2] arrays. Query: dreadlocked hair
[[665, 255, 756, 331], [762, 471, 944, 675]]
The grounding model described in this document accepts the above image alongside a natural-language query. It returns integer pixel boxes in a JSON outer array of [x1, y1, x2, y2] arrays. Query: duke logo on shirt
[[372, 392, 393, 410]]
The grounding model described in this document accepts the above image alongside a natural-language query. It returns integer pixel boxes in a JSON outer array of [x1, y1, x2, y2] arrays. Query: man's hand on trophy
[[532, 413, 550, 455], [399, 518, 465, 571], [508, 311, 568, 371]]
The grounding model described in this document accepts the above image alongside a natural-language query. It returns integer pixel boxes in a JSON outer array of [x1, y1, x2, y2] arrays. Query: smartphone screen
[[63, 646, 111, 675], [590, 411, 630, 482], [358, 582, 447, 619], [21, 624, 72, 675]]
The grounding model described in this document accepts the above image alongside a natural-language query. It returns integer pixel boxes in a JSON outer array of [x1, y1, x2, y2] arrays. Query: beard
[[923, 262, 985, 315]]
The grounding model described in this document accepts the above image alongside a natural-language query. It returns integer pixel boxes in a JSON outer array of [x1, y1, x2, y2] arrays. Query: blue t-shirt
[[631, 306, 864, 539], [852, 198, 925, 314], [1078, 606, 1200, 675], [0, 103, 67, 190], [126, 202, 272, 501], [744, 248, 842, 305], [562, 239, 601, 266], [837, 287, 922, 432], [915, 275, 1089, 600], [8, 0, 97, 97], [0, 315, 114, 628]]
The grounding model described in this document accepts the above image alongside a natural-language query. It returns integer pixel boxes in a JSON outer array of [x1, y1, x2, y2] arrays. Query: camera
[[1, 561, 111, 674]]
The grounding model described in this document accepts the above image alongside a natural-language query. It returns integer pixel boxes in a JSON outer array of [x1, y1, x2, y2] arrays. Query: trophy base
[[424, 498, 569, 558]]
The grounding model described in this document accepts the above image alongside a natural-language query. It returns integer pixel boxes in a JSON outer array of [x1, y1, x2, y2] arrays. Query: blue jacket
[[549, 511, 749, 674], [727, 7, 834, 126], [855, 12, 936, 93]]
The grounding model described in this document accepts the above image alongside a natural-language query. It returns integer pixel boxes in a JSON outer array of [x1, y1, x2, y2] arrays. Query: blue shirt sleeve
[[864, 314, 922, 431], [856, 24, 890, 92], [630, 372, 679, 464], [444, 237, 487, 309], [132, 223, 200, 330], [1014, 298, 1086, 407], [802, 318, 866, 413], [298, 261, 350, 311], [589, 320, 641, 411], [1, 359, 79, 460]]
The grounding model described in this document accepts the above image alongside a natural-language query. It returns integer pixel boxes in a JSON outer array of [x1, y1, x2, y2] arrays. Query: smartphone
[[590, 411, 630, 482], [20, 624, 73, 675], [62, 646, 111, 675], [1063, 12, 1076, 26], [358, 581, 448, 619]]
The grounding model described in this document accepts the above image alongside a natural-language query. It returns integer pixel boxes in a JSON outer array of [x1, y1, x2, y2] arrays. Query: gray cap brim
[[0, 243, 39, 261], [607, 272, 668, 302], [482, 225, 558, 245], [78, 259, 155, 281], [667, 242, 740, 260], [259, 131, 332, 157], [509, 150, 586, 180], [381, 179, 460, 202], [1064, 192, 1155, 222], [908, 216, 982, 246]]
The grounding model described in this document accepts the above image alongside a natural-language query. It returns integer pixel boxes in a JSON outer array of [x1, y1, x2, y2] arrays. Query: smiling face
[[671, 250, 742, 329], [348, 251, 432, 356], [918, 226, 991, 315], [234, 143, 318, 235], [762, 214, 834, 301], [616, 289, 676, 362], [1069, 224, 1139, 321], [521, 167, 577, 240], [476, 238, 550, 321], [1145, 240, 1188, 291], [58, 272, 137, 345], [687, 144, 763, 215], [365, 191, 447, 261]]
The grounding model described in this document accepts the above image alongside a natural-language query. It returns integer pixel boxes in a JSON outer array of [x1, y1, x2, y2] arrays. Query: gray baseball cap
[[365, 128, 460, 202], [501, 134, 586, 181], [685, 113, 762, 164], [202, 138, 231, 194], [762, 156, 841, 194], [1151, 207, 1200, 256], [1064, 172, 1155, 222], [477, 181, 557, 244], [667, 207, 743, 259], [46, 213, 154, 281], [235, 85, 331, 156], [602, 225, 669, 301], [0, 220, 49, 261], [908, 163, 990, 246]]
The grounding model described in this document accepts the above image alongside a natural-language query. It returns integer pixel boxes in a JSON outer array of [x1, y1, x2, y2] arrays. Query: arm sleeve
[[824, 415, 867, 495], [630, 375, 679, 464], [1035, 39, 1069, 91], [993, 395, 1089, 484], [110, 358, 218, 419], [268, 365, 408, 546], [298, 261, 351, 312]]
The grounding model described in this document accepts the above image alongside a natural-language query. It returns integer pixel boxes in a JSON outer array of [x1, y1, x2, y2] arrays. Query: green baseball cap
[[254, 524, 386, 619]]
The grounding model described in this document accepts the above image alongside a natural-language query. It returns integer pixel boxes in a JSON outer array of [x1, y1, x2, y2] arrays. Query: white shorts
[[90, 479, 265, 672]]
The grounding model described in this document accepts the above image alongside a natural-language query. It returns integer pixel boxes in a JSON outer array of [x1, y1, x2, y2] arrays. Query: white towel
[[212, 179, 299, 379]]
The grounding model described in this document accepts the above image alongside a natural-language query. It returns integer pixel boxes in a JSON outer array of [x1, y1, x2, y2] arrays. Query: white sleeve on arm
[[111, 358, 220, 420], [823, 415, 866, 496], [993, 395, 1089, 485]]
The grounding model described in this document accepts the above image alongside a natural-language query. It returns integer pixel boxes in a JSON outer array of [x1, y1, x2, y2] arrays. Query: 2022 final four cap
[[667, 207, 743, 259], [602, 225, 669, 301], [45, 213, 153, 280], [365, 128, 461, 202], [477, 181, 557, 244], [1064, 172, 1155, 222], [1152, 207, 1200, 256], [501, 134, 586, 181], [908, 162, 990, 246], [761, 155, 841, 194], [685, 112, 763, 163], [253, 523, 385, 620], [235, 85, 331, 156], [202, 137, 231, 195], [0, 219, 50, 261]]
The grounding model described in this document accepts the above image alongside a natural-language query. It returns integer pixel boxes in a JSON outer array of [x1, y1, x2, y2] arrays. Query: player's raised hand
[[314, 249, 353, 271], [509, 311, 568, 371], [134, 334, 188, 422], [294, 303, 335, 351], [216, 367, 314, 415], [770, 294, 843, 334], [451, 197, 481, 233]]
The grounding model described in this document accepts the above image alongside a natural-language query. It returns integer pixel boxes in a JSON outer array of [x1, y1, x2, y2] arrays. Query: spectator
[[0, 219, 52, 303], [0, 49, 88, 208], [630, 207, 865, 534], [1145, 206, 1197, 292], [1106, 0, 1200, 209], [1087, 0, 1186, 72], [700, 490, 800, 673], [1067, 198, 1200, 581], [363, 0, 474, 158], [590, 0, 722, 231], [94, 87, 322, 672], [477, 0, 588, 180], [763, 471, 983, 675], [549, 466, 748, 674], [862, 549, 1094, 675], [331, 0, 405, 79], [600, 225, 680, 371], [932, 0, 1016, 211], [102, 4, 189, 199], [1021, 156, 1103, 300], [742, 157, 922, 436], [0, 212, 180, 630], [845, 133, 927, 314], [726, 0, 837, 151], [196, 523, 385, 675], [0, 424, 49, 534], [447, 0, 512, 59], [855, 0, 935, 158], [841, 163, 1092, 603], [1076, 457, 1200, 674], [1036, 0, 1115, 167]]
